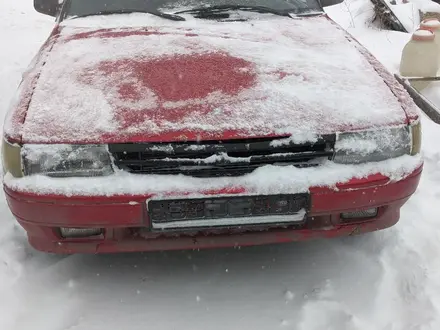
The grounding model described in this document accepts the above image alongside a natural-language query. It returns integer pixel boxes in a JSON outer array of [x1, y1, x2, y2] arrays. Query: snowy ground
[[1, 1, 440, 329]]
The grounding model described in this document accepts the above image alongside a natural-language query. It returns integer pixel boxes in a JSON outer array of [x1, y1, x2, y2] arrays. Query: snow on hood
[[7, 14, 418, 144]]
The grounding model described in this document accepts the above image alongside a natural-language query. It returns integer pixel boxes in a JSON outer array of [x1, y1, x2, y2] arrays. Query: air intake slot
[[109, 136, 335, 178]]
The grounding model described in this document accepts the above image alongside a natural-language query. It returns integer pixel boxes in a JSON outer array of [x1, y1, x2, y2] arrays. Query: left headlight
[[22, 144, 113, 177], [333, 124, 419, 164]]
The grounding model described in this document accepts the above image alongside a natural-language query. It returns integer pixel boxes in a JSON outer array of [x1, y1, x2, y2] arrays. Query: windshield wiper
[[295, 11, 324, 17], [174, 5, 291, 18], [70, 9, 185, 21]]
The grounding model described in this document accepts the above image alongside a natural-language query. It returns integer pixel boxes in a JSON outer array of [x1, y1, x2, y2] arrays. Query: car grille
[[109, 136, 335, 178]]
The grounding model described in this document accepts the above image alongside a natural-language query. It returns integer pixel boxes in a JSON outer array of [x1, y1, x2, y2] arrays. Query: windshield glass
[[63, 0, 323, 18]]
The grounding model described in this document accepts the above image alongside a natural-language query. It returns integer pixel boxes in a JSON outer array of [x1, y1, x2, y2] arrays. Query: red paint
[[23, 213, 401, 254], [7, 129, 291, 145], [4, 25, 62, 144], [5, 75, 39, 143], [273, 70, 310, 82], [65, 28, 167, 41], [65, 27, 199, 42], [324, 15, 420, 124], [97, 53, 255, 102], [2, 15, 425, 255], [81, 53, 256, 133], [277, 71, 288, 80], [4, 17, 419, 144], [4, 166, 422, 254]]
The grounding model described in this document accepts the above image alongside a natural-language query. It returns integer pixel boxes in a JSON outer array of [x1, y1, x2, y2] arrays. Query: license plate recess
[[147, 194, 309, 230]]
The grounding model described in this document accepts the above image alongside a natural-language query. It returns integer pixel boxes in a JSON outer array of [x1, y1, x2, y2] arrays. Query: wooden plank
[[394, 74, 440, 124], [404, 76, 440, 82]]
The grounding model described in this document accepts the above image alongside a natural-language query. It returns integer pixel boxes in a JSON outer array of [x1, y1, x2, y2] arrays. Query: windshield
[[62, 0, 323, 19]]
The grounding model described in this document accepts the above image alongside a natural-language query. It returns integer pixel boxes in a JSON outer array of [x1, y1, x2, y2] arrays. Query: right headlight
[[333, 122, 421, 164], [22, 144, 114, 177]]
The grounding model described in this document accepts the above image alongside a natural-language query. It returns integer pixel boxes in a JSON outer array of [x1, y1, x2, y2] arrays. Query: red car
[[2, 0, 423, 254]]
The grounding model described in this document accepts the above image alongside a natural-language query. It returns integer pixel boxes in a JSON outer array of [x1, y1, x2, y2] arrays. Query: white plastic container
[[420, 18, 440, 52], [399, 29, 439, 91]]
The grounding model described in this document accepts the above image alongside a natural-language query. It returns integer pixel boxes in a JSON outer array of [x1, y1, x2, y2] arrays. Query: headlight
[[2, 138, 23, 178], [22, 144, 113, 177], [333, 124, 418, 164]]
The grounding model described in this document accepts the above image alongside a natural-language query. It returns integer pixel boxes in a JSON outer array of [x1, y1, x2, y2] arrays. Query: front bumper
[[4, 166, 422, 254]]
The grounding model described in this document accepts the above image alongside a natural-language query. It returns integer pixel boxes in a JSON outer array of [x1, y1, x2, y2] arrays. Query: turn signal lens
[[2, 138, 23, 177], [410, 121, 421, 155]]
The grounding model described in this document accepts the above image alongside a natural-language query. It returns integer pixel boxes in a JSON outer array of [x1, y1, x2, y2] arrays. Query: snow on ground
[[1, 1, 440, 330]]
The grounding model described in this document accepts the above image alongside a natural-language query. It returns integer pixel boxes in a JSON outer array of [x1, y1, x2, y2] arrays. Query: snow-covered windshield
[[63, 0, 323, 17]]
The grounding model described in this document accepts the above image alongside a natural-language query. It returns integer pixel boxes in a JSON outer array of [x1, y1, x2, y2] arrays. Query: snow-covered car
[[1, 0, 423, 254]]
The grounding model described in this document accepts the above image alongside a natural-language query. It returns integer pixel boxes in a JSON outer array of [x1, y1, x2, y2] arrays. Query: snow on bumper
[[3, 155, 423, 253], [3, 154, 423, 197]]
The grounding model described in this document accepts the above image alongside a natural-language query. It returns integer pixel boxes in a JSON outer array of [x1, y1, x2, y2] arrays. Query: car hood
[[11, 14, 418, 144]]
